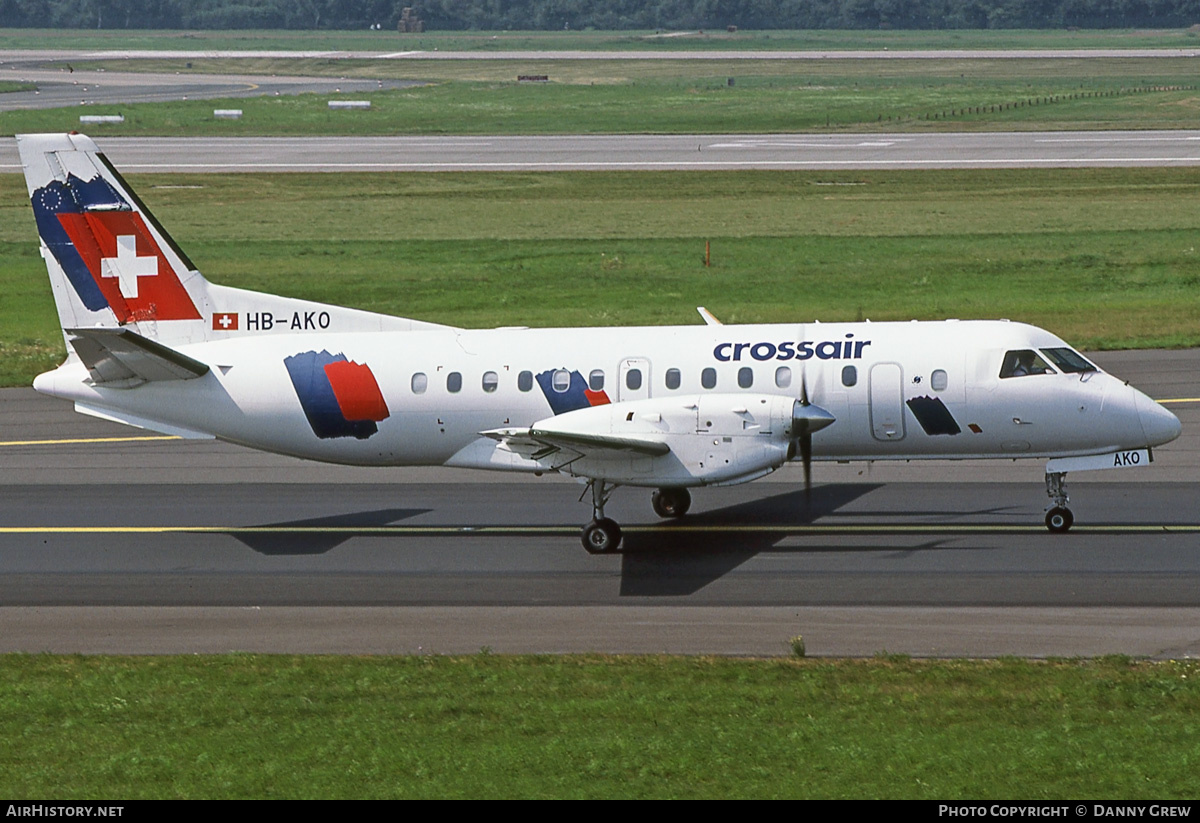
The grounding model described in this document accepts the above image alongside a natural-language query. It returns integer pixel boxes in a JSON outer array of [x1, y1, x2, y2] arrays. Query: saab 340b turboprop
[[17, 133, 1182, 552]]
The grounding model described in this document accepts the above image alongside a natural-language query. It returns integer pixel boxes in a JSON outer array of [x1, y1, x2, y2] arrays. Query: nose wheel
[[1044, 471, 1073, 533], [1045, 506, 1074, 533]]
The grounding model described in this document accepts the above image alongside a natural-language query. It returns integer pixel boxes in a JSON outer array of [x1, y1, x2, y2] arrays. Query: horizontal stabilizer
[[66, 327, 209, 386]]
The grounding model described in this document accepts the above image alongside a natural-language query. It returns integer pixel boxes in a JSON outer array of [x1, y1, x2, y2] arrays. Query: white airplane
[[17, 133, 1182, 552]]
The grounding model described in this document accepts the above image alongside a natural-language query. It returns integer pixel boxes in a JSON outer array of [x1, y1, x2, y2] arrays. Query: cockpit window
[[999, 350, 1055, 379], [1040, 347, 1097, 374]]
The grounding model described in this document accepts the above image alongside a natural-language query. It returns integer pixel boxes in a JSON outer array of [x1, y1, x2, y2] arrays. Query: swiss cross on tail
[[55, 210, 200, 323]]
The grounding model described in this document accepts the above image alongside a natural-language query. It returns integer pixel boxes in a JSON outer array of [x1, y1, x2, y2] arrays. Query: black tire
[[582, 517, 622, 553], [1045, 507, 1074, 533], [651, 488, 691, 519]]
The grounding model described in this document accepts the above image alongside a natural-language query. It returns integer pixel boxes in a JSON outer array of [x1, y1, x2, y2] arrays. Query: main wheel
[[582, 517, 622, 553], [651, 487, 691, 519], [1045, 506, 1074, 533]]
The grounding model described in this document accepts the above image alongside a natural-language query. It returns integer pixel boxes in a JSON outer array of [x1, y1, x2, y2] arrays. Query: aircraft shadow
[[618, 484, 882, 597], [231, 507, 432, 556]]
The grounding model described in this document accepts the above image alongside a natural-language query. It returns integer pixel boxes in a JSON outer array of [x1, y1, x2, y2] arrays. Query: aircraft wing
[[65, 327, 209, 385]]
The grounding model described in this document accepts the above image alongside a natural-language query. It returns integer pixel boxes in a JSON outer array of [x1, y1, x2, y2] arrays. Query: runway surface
[[5, 132, 1200, 172], [0, 349, 1196, 656]]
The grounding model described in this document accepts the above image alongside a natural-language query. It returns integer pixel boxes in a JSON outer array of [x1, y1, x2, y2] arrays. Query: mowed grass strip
[[2, 167, 1198, 386], [8, 55, 1199, 135], [4, 27, 1200, 52], [1, 654, 1198, 799]]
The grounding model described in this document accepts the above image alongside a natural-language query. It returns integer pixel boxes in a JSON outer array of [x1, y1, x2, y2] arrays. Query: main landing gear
[[1044, 471, 1074, 533], [580, 484, 694, 553], [581, 480, 621, 554], [651, 487, 691, 519]]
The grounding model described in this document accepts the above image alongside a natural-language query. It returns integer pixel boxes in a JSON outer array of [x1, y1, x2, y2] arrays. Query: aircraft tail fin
[[18, 132, 450, 353], [19, 132, 208, 344]]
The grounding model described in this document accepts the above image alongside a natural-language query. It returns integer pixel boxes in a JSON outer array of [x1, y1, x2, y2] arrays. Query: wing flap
[[483, 427, 671, 457]]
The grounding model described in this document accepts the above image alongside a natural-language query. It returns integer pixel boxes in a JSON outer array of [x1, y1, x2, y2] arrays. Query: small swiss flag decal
[[212, 312, 238, 331]]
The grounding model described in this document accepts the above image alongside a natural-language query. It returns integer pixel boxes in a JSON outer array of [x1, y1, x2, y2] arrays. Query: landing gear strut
[[651, 487, 691, 519], [1044, 471, 1074, 533], [581, 479, 622, 553]]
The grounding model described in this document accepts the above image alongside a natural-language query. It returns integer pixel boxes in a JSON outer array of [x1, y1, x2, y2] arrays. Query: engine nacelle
[[537, 393, 805, 487]]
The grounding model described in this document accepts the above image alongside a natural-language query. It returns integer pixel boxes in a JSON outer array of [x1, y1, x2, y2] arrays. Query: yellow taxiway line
[[1, 524, 1199, 535], [0, 435, 180, 447]]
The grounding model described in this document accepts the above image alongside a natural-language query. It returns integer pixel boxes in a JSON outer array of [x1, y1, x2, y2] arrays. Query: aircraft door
[[869, 362, 906, 441], [618, 358, 651, 402]]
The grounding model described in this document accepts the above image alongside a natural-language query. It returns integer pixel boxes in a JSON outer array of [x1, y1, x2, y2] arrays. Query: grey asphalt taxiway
[[0, 350, 1196, 657], [0, 68, 420, 112]]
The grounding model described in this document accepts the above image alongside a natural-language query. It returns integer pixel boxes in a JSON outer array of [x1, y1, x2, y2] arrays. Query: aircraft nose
[[1134, 389, 1182, 447]]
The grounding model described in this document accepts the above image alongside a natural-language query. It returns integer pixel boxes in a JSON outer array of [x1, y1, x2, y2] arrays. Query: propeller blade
[[800, 431, 812, 499], [793, 370, 834, 502]]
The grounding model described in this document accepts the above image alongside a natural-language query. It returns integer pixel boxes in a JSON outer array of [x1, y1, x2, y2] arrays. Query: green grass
[[9, 55, 1198, 136], [3, 27, 1200, 52], [3, 167, 1199, 386], [1, 654, 1197, 798]]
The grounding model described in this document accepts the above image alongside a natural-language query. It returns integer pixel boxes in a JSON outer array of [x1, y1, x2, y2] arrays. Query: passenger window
[[411, 372, 427, 394], [482, 371, 498, 393], [625, 368, 642, 391], [842, 365, 857, 387], [518, 371, 533, 392], [1040, 348, 1097, 374], [1000, 350, 1054, 379], [665, 368, 681, 390], [589, 369, 605, 391], [775, 366, 792, 389], [447, 372, 462, 393], [552, 369, 570, 392], [931, 369, 948, 392], [738, 367, 753, 389], [701, 368, 716, 389]]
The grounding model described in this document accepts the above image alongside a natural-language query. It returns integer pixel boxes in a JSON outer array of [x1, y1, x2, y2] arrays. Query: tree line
[[2, 0, 1197, 31]]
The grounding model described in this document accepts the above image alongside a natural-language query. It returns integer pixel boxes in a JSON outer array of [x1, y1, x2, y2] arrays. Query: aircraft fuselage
[[33, 319, 1178, 482]]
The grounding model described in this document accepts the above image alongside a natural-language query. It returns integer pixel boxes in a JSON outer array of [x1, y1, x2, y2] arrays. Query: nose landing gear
[[1044, 471, 1073, 533]]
